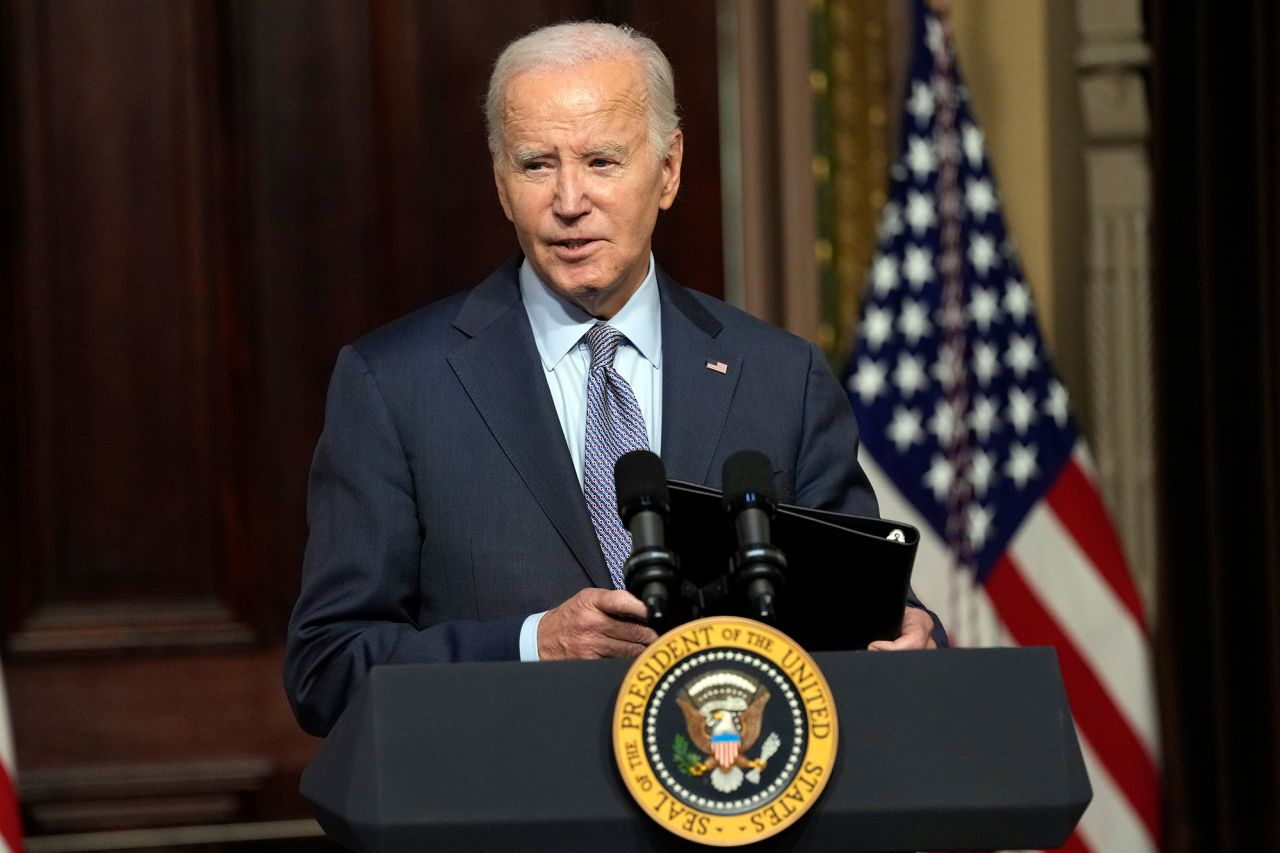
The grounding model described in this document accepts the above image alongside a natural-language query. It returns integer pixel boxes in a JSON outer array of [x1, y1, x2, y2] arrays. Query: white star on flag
[[1004, 278, 1032, 323], [1004, 333, 1039, 378], [965, 177, 999, 220], [908, 80, 935, 124], [871, 254, 900, 296], [925, 454, 954, 500], [968, 394, 1000, 441], [906, 135, 938, 181], [962, 122, 984, 167], [903, 245, 935, 288], [1005, 441, 1040, 489], [931, 346, 959, 390], [968, 233, 999, 277], [972, 341, 1000, 386], [1007, 386, 1038, 434], [928, 399, 958, 444], [887, 406, 924, 452], [893, 353, 929, 397], [860, 306, 894, 350], [966, 502, 995, 548], [897, 298, 932, 344], [847, 358, 887, 404], [1045, 380, 1071, 426], [968, 286, 1001, 332], [970, 448, 997, 496], [906, 190, 939, 235]]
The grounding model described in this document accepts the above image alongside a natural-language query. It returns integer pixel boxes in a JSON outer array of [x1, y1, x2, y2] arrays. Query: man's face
[[493, 57, 683, 319]]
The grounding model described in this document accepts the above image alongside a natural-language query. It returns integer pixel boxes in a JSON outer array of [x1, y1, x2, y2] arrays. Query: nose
[[552, 166, 590, 220]]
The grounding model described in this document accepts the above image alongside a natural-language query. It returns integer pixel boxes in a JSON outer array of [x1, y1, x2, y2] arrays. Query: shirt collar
[[519, 255, 662, 371]]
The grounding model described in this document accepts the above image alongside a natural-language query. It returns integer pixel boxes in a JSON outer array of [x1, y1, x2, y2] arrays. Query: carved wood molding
[[6, 601, 257, 658], [20, 759, 274, 834], [1075, 0, 1158, 618]]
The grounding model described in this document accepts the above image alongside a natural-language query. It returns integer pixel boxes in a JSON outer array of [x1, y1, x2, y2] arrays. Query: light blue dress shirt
[[516, 256, 664, 660]]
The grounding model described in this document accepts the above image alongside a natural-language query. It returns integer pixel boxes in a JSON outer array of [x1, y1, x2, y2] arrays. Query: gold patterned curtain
[[810, 0, 904, 365]]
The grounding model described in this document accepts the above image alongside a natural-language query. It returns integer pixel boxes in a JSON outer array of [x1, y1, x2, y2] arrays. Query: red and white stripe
[[0, 659, 22, 853], [863, 443, 1160, 853], [713, 739, 739, 769]]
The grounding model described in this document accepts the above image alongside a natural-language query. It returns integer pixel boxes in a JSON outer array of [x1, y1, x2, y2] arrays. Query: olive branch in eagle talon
[[671, 734, 702, 777]]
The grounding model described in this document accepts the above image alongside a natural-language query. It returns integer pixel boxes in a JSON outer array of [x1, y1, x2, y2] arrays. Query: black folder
[[664, 479, 919, 651]]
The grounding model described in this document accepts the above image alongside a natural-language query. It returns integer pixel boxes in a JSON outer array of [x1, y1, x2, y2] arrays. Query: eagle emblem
[[675, 671, 782, 794]]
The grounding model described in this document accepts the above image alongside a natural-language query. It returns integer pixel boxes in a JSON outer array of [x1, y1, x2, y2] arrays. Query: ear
[[658, 130, 683, 210], [494, 162, 515, 223]]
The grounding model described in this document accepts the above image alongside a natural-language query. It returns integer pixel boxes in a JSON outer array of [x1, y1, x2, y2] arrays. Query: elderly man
[[285, 21, 943, 737]]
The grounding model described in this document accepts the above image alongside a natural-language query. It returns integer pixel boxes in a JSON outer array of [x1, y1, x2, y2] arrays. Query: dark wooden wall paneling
[[2, 0, 723, 838], [9, 0, 255, 653]]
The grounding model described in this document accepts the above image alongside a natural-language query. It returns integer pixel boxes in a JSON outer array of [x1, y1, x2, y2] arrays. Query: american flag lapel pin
[[705, 360, 728, 374]]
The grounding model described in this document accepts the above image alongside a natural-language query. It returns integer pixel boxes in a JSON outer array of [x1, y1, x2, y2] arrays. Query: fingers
[[599, 609, 660, 647], [537, 588, 659, 660], [593, 588, 651, 622], [868, 606, 937, 651]]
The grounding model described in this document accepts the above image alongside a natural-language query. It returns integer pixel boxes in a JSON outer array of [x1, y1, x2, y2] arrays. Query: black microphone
[[722, 450, 787, 623], [615, 450, 681, 630]]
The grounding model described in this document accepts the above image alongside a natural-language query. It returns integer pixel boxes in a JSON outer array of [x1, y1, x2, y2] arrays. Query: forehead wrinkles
[[500, 65, 650, 147], [505, 90, 647, 124], [504, 105, 646, 149]]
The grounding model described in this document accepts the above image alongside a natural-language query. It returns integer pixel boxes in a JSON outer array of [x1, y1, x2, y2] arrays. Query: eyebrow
[[511, 143, 630, 167], [512, 148, 547, 167], [583, 143, 629, 160]]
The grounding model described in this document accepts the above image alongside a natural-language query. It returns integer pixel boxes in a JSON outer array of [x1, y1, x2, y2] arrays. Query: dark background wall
[[1149, 2, 1280, 851], [0, 0, 722, 838]]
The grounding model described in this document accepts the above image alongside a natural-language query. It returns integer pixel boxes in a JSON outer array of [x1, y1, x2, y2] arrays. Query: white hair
[[484, 21, 681, 161]]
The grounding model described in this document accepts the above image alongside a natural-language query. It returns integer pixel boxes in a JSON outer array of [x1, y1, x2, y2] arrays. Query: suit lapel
[[658, 273, 742, 485], [448, 263, 611, 588]]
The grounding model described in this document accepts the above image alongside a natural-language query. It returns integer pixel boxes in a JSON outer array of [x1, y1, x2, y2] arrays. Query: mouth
[[548, 238, 600, 259]]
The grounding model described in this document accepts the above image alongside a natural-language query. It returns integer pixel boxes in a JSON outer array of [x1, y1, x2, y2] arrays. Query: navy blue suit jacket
[[285, 257, 932, 736]]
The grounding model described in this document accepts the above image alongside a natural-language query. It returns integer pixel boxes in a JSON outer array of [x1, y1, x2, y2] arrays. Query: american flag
[[0, 659, 22, 853], [843, 4, 1160, 851]]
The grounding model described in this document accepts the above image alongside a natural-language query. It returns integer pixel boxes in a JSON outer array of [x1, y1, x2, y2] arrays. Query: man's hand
[[537, 588, 659, 660], [867, 606, 938, 651]]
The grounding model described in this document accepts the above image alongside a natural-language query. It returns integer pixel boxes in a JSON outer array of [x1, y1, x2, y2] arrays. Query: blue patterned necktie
[[583, 323, 650, 588]]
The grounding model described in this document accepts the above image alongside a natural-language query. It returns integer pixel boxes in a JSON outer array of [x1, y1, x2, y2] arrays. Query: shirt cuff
[[518, 611, 546, 661]]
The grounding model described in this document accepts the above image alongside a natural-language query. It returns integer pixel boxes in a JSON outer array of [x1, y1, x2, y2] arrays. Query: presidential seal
[[613, 616, 838, 846]]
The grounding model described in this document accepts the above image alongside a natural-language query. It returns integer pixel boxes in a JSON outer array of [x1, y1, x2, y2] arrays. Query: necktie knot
[[587, 323, 625, 372]]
